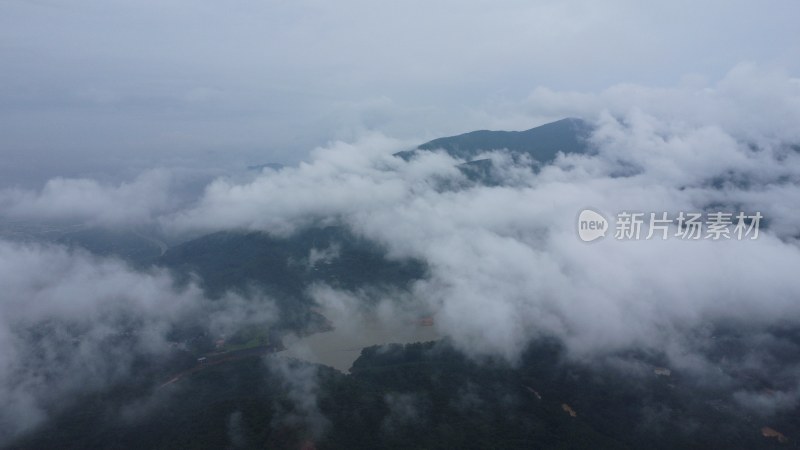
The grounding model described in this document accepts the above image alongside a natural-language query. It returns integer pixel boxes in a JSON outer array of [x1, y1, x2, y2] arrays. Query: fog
[[0, 241, 278, 442], [1, 67, 799, 438], [2, 1, 799, 184], [1, 1, 800, 445]]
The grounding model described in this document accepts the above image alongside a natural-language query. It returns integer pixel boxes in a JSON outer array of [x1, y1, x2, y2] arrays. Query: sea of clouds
[[1, 64, 800, 442]]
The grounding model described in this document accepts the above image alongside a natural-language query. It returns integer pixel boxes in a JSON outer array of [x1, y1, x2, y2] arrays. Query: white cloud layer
[[2, 64, 800, 438], [0, 240, 277, 443], [160, 65, 800, 369], [0, 169, 175, 226]]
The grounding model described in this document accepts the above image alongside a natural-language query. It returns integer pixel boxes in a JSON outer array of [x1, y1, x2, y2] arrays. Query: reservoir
[[279, 305, 439, 372]]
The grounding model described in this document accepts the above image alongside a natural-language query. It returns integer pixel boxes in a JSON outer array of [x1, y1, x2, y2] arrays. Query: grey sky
[[1, 0, 799, 185]]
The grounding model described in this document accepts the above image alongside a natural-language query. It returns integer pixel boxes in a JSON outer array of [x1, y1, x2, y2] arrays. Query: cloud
[[226, 410, 247, 449], [164, 133, 460, 236], [381, 392, 429, 435], [2, 1, 799, 185], [266, 356, 330, 439], [159, 65, 800, 377], [0, 169, 176, 226], [2, 63, 800, 438], [524, 63, 800, 145], [0, 239, 277, 444]]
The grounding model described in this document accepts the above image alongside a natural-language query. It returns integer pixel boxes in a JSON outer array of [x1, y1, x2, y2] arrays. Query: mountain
[[160, 226, 425, 299], [15, 339, 795, 449], [159, 226, 427, 332], [396, 117, 593, 164], [57, 227, 166, 265]]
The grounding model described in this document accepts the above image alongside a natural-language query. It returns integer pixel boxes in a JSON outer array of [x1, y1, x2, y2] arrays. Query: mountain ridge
[[396, 117, 593, 164]]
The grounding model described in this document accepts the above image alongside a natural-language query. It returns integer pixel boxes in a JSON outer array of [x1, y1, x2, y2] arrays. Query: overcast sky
[[1, 0, 799, 185]]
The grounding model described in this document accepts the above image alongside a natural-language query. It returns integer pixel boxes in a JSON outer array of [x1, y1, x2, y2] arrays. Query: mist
[[2, 1, 799, 185], [1, 2, 800, 446], [0, 240, 279, 443]]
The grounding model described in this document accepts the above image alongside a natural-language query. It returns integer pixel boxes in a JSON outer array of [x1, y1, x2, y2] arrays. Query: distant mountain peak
[[397, 117, 593, 164]]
